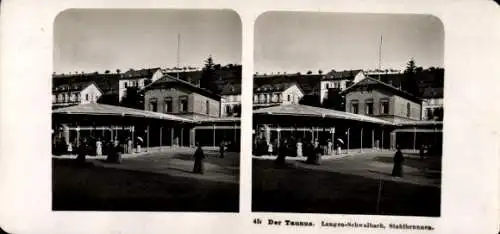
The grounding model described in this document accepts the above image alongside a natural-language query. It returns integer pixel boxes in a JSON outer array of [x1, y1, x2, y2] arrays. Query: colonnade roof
[[253, 104, 396, 126], [52, 103, 195, 123]]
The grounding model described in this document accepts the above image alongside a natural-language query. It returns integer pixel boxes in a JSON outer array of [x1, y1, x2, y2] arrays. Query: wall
[[392, 95, 421, 120], [81, 84, 102, 104], [192, 93, 220, 118], [281, 85, 304, 105], [119, 78, 145, 101], [345, 89, 422, 120], [144, 86, 220, 118], [221, 94, 241, 117], [144, 87, 192, 113], [344, 89, 393, 115], [320, 78, 358, 103]]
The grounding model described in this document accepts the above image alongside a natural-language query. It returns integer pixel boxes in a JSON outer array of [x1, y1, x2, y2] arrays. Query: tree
[[200, 56, 220, 94], [120, 86, 144, 109], [318, 70, 323, 75], [299, 94, 322, 107], [105, 70, 110, 74], [97, 93, 119, 105], [306, 70, 313, 75], [322, 88, 345, 111], [402, 58, 420, 96], [116, 69, 121, 74]]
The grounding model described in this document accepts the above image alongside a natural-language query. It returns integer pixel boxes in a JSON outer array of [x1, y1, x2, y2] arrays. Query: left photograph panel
[[51, 9, 242, 212]]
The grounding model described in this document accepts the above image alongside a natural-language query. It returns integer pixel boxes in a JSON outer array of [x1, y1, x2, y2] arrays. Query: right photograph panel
[[252, 12, 444, 217]]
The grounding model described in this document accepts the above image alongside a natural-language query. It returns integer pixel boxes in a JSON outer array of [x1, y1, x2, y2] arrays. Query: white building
[[253, 82, 304, 108], [219, 84, 242, 117], [118, 68, 164, 102], [320, 70, 365, 104], [52, 81, 103, 108], [421, 87, 444, 120]]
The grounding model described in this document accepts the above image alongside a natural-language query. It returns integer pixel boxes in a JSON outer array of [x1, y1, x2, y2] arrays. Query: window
[[124, 82, 128, 88], [407, 103, 411, 118], [351, 100, 359, 114], [334, 82, 340, 89], [287, 95, 291, 102], [179, 96, 188, 112], [326, 83, 330, 89], [259, 94, 265, 103], [206, 100, 210, 115], [365, 99, 374, 115], [149, 98, 158, 112], [57, 94, 63, 102], [380, 99, 389, 114], [226, 105, 233, 116], [253, 95, 258, 103], [164, 97, 173, 113]]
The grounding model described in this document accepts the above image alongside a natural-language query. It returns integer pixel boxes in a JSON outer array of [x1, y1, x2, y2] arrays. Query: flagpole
[[378, 35, 383, 80], [177, 33, 180, 79]]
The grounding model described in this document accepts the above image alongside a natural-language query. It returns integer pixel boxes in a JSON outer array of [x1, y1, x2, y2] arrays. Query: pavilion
[[253, 104, 443, 155], [52, 103, 196, 152]]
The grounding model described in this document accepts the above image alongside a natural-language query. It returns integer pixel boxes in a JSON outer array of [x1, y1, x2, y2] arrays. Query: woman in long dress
[[193, 143, 205, 174], [296, 139, 303, 157], [392, 147, 404, 177], [275, 139, 287, 167]]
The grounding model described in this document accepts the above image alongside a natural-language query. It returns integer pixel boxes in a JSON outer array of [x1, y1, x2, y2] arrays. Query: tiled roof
[[341, 77, 422, 103], [220, 83, 242, 95], [143, 74, 221, 100], [121, 68, 161, 79], [254, 82, 299, 93], [53, 103, 195, 123], [421, 87, 443, 99], [52, 73, 120, 94], [254, 74, 322, 95], [254, 104, 395, 125], [53, 81, 96, 93], [322, 69, 363, 80]]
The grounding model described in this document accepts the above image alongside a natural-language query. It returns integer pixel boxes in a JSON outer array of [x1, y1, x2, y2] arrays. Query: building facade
[[52, 82, 103, 109], [320, 70, 365, 104], [143, 74, 221, 120], [219, 84, 242, 117], [420, 87, 444, 121], [253, 82, 304, 109], [341, 77, 422, 124], [119, 68, 164, 102]]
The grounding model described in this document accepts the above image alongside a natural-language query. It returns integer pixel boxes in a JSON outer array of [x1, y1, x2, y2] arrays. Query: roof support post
[[213, 124, 216, 147], [413, 127, 417, 151], [146, 123, 149, 152], [180, 125, 184, 147], [360, 127, 363, 153], [159, 124, 163, 152], [171, 127, 174, 147], [381, 128, 384, 150], [347, 128, 350, 154]]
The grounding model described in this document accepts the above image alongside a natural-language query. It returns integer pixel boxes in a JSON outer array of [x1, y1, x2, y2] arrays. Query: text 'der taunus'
[[253, 218, 434, 230]]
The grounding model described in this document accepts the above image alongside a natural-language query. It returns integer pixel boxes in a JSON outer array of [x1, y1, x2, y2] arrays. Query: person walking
[[275, 139, 287, 167], [392, 146, 404, 177], [76, 138, 89, 165], [219, 140, 225, 159], [193, 143, 205, 174]]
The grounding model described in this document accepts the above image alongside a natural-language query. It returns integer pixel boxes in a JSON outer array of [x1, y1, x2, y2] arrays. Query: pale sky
[[54, 9, 242, 73], [255, 12, 444, 74]]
